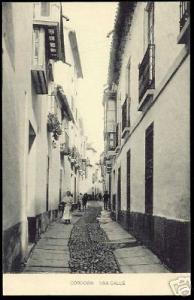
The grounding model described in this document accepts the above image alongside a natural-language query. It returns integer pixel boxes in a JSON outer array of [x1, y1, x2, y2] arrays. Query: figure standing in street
[[103, 191, 109, 210], [62, 191, 73, 224], [98, 193, 102, 201], [77, 193, 82, 211], [82, 193, 88, 211]]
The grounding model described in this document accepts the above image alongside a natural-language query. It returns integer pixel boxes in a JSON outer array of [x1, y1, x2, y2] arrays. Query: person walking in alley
[[103, 191, 109, 210], [62, 191, 73, 224], [99, 193, 102, 201], [82, 193, 88, 211]]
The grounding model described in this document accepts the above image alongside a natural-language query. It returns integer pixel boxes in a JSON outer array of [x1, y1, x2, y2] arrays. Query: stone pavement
[[99, 209, 170, 273], [23, 212, 82, 273], [23, 201, 170, 273]]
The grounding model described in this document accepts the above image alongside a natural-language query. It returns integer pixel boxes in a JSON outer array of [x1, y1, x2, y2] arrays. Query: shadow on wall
[[110, 210, 190, 273]]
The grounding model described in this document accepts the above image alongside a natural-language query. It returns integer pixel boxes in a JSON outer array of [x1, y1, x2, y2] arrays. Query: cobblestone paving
[[68, 206, 120, 273]]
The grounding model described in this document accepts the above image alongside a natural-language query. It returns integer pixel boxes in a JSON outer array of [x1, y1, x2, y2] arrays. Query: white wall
[[3, 3, 34, 258], [112, 2, 190, 221], [118, 2, 185, 130], [113, 54, 190, 220]]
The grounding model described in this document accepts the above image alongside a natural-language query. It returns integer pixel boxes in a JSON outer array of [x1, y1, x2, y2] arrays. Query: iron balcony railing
[[122, 99, 127, 132], [180, 1, 190, 31], [139, 44, 155, 102]]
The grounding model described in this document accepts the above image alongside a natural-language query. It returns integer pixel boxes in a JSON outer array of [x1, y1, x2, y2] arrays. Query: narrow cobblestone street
[[69, 204, 120, 273], [23, 201, 169, 273]]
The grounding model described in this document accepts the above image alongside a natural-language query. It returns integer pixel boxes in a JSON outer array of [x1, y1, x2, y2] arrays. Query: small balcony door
[[117, 167, 121, 212], [145, 123, 154, 215]]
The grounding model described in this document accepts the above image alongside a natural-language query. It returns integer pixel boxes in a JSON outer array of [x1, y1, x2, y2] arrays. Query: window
[[32, 28, 45, 66], [180, 1, 190, 31], [122, 97, 130, 132], [108, 132, 116, 151], [122, 99, 127, 132], [126, 59, 131, 97], [145, 122, 154, 215], [33, 29, 39, 65], [41, 2, 50, 17], [178, 2, 190, 44], [139, 3, 155, 105]]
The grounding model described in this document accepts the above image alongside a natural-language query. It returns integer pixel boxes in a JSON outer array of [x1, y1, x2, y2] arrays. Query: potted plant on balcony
[[47, 113, 62, 141], [60, 143, 71, 155]]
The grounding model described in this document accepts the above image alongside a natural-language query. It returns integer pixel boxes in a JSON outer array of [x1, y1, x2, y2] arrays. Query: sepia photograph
[[2, 1, 190, 296]]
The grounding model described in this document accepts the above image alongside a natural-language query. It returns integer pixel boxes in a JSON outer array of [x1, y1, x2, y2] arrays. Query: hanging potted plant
[[47, 113, 62, 141]]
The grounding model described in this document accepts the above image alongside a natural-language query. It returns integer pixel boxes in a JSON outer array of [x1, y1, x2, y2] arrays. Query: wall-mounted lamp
[[106, 30, 114, 38], [62, 14, 70, 21]]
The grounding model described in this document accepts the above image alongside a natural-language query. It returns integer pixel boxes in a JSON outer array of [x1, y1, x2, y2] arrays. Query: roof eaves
[[108, 2, 137, 86]]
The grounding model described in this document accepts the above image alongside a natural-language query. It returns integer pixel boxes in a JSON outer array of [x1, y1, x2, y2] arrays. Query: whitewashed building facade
[[103, 1, 190, 272]]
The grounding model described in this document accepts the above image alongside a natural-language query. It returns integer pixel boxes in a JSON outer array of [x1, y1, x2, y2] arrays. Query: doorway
[[127, 149, 131, 211], [145, 123, 154, 215], [59, 169, 62, 203], [46, 156, 49, 212], [117, 167, 121, 213]]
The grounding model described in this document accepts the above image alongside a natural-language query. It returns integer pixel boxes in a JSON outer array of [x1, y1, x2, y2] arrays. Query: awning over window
[[56, 86, 75, 123], [68, 31, 83, 78]]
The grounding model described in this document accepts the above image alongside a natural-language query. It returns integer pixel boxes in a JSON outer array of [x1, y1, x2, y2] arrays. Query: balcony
[[138, 44, 155, 111], [106, 132, 116, 156], [31, 65, 48, 94], [106, 166, 112, 174], [121, 97, 130, 138], [177, 1, 190, 44], [107, 90, 117, 100], [32, 3, 65, 62], [56, 87, 75, 123], [31, 28, 48, 94], [60, 143, 70, 156]]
